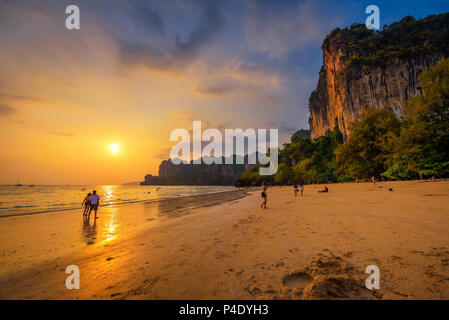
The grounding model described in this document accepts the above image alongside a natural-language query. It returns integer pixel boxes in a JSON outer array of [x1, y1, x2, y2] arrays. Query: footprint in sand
[[281, 251, 378, 300], [282, 271, 313, 293], [301, 275, 375, 300]]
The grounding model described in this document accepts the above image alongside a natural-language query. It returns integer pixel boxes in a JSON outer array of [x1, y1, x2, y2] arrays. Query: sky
[[0, 0, 448, 185]]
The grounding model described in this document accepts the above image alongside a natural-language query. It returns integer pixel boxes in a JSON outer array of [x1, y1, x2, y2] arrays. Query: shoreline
[[3, 179, 448, 218], [1, 181, 448, 299], [0, 188, 252, 278], [0, 187, 247, 218]]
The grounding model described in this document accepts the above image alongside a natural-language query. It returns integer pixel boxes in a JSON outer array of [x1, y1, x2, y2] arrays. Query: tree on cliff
[[383, 57, 449, 179], [310, 13, 449, 140], [335, 108, 400, 179], [336, 58, 449, 180]]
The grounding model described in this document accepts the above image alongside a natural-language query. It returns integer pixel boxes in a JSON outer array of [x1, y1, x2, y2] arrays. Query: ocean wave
[[0, 185, 236, 217], [12, 205, 37, 208]]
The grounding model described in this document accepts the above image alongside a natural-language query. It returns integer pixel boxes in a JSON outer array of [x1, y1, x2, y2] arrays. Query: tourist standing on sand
[[261, 182, 267, 209], [82, 192, 91, 216], [300, 184, 304, 196], [293, 183, 299, 196], [88, 190, 100, 219]]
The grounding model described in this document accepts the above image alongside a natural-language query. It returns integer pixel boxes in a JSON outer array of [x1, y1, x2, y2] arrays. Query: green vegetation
[[236, 119, 344, 186], [292, 129, 310, 139], [236, 58, 449, 186], [335, 108, 401, 179], [383, 57, 449, 180], [324, 13, 449, 70]]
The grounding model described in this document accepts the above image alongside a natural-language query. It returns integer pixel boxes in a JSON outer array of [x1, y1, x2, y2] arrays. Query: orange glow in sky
[[0, 1, 304, 185]]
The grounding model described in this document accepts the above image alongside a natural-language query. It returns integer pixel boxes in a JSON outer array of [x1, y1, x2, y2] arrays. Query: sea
[[0, 185, 236, 217]]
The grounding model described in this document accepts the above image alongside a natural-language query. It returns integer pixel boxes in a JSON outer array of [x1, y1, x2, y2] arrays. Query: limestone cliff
[[141, 155, 258, 185], [309, 14, 449, 140]]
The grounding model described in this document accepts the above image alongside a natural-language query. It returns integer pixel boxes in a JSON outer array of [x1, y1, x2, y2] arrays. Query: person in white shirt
[[88, 190, 100, 219]]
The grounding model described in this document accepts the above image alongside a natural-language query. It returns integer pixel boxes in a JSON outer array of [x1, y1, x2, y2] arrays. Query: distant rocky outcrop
[[141, 155, 261, 185], [122, 181, 141, 186], [309, 13, 449, 140], [292, 129, 310, 139]]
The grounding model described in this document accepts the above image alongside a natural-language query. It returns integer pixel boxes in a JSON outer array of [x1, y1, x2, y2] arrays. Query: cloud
[[46, 130, 75, 137], [189, 58, 285, 106], [263, 121, 298, 135], [193, 82, 280, 107], [0, 92, 45, 103], [32, 122, 75, 137], [0, 104, 17, 116], [35, 125, 75, 137], [152, 147, 172, 159], [243, 0, 341, 57], [10, 119, 75, 136], [0, 0, 322, 146], [118, 1, 223, 71], [131, 4, 166, 36], [193, 84, 237, 96], [222, 60, 283, 88], [168, 109, 229, 131]]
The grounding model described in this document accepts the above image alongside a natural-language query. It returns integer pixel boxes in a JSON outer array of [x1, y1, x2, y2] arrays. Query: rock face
[[309, 14, 449, 140], [142, 156, 255, 185]]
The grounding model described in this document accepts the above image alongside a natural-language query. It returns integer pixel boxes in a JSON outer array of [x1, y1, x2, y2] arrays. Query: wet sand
[[0, 181, 448, 299]]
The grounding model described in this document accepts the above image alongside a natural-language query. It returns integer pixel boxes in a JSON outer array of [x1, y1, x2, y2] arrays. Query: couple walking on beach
[[294, 183, 304, 197], [82, 190, 100, 219]]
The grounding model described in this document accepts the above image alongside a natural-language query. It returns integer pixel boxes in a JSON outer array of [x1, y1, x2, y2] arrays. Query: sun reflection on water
[[101, 185, 117, 203]]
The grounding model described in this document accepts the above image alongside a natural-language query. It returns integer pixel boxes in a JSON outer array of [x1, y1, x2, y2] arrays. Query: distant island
[[122, 181, 141, 186], [141, 154, 263, 186]]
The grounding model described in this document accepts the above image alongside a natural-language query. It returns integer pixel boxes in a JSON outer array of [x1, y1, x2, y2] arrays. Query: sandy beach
[[1, 181, 449, 300]]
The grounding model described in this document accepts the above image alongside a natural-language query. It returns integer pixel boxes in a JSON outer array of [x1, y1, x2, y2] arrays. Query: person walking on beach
[[88, 190, 100, 219], [261, 182, 267, 209], [82, 192, 91, 216], [293, 183, 299, 196], [300, 184, 304, 196]]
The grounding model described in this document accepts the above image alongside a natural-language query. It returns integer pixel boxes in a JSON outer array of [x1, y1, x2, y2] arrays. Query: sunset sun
[[109, 144, 120, 154]]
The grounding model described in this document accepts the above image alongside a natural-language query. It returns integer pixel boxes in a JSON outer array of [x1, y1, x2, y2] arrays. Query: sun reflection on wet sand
[[0, 189, 250, 292], [82, 216, 97, 245], [79, 186, 121, 244], [77, 189, 247, 247], [105, 207, 118, 242], [80, 206, 119, 245]]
